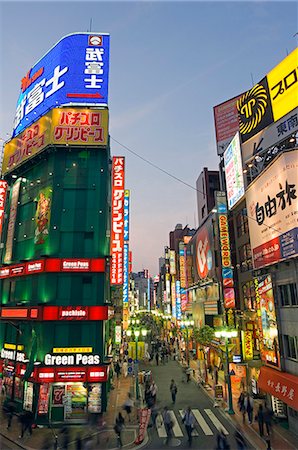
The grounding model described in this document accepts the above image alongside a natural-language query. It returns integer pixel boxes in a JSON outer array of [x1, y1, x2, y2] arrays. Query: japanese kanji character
[[256, 202, 265, 225], [90, 113, 101, 126], [85, 48, 104, 61], [287, 113, 298, 130], [285, 180, 297, 206], [85, 61, 103, 75], [276, 183, 286, 210], [84, 74, 103, 89], [45, 65, 68, 98], [277, 122, 288, 137], [287, 388, 294, 400], [275, 382, 281, 392], [281, 385, 287, 396], [14, 97, 27, 129], [25, 79, 45, 114], [264, 195, 277, 218]]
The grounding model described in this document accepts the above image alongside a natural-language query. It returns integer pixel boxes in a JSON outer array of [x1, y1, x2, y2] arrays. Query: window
[[242, 281, 256, 310], [239, 243, 253, 272], [278, 284, 298, 307], [283, 335, 298, 361], [236, 208, 249, 237]]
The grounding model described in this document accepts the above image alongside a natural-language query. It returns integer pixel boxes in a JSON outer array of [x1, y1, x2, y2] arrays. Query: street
[[141, 360, 249, 449]]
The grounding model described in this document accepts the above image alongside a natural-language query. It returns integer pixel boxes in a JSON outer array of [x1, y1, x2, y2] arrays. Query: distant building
[[196, 167, 220, 226]]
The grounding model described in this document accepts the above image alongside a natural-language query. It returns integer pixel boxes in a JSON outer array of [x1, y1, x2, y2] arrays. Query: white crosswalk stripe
[[179, 410, 199, 436], [168, 410, 183, 437], [204, 409, 229, 435], [192, 409, 213, 435], [156, 414, 167, 438]]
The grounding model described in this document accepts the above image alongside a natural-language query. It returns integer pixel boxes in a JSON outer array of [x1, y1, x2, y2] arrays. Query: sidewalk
[[1, 375, 140, 450], [188, 358, 297, 450]]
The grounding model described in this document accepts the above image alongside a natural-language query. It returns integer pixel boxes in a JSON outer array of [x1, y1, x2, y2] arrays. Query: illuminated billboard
[[12, 33, 110, 137], [0, 181, 8, 238], [213, 94, 243, 156], [246, 150, 298, 269], [224, 132, 245, 209], [110, 157, 125, 285], [4, 179, 21, 263], [193, 216, 215, 281], [123, 244, 129, 306], [3, 108, 109, 174], [124, 190, 130, 242]]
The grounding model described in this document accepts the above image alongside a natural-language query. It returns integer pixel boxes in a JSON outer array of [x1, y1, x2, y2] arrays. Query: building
[[0, 33, 113, 424], [196, 168, 220, 226]]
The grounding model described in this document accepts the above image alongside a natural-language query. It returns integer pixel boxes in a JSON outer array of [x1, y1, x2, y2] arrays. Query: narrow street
[[141, 360, 247, 449]]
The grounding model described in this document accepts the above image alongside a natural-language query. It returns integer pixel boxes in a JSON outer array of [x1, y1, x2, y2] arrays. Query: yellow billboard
[[267, 48, 298, 121], [3, 108, 109, 174]]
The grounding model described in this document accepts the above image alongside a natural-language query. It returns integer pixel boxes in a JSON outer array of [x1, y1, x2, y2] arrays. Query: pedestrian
[[75, 433, 82, 450], [182, 407, 195, 447], [216, 428, 230, 449], [150, 381, 158, 404], [114, 412, 125, 448], [244, 393, 254, 424], [6, 401, 15, 430], [256, 404, 264, 436], [208, 364, 214, 380], [186, 366, 192, 383], [123, 392, 134, 422], [173, 347, 176, 361], [115, 360, 121, 379], [150, 403, 159, 428], [234, 425, 246, 449], [214, 366, 219, 385], [122, 359, 128, 378], [60, 426, 70, 450], [170, 379, 178, 404], [263, 405, 273, 436], [162, 406, 173, 445], [19, 411, 34, 439], [155, 352, 159, 366], [238, 392, 246, 423]]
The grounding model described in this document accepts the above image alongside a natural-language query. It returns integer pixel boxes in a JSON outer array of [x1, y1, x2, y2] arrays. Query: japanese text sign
[[124, 190, 130, 242], [123, 243, 129, 306], [242, 330, 254, 360], [213, 94, 243, 156], [4, 179, 21, 263], [246, 150, 298, 269], [3, 108, 108, 174], [12, 33, 110, 137], [258, 366, 298, 411], [224, 132, 245, 209], [110, 157, 125, 285], [0, 181, 8, 238]]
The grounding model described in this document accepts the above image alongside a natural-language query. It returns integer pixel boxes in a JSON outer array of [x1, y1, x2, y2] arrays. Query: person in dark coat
[[6, 401, 15, 430], [19, 411, 34, 439], [264, 406, 273, 435], [256, 404, 264, 436], [234, 425, 246, 449]]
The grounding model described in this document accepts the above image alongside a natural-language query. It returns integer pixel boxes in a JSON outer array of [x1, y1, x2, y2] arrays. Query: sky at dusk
[[1, 1, 297, 275]]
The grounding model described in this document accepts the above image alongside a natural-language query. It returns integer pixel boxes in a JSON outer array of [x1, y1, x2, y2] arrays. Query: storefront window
[[236, 209, 249, 237], [239, 243, 253, 272], [88, 383, 102, 413], [65, 383, 87, 420], [283, 335, 298, 361], [242, 281, 256, 310], [23, 381, 34, 411], [278, 284, 298, 307]]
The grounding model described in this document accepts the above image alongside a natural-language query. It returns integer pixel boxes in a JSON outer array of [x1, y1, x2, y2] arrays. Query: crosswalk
[[156, 408, 229, 438]]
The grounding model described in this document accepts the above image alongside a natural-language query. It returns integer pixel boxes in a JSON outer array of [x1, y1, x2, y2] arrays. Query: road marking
[[169, 410, 183, 437], [179, 410, 199, 436], [156, 413, 167, 438], [204, 409, 229, 435], [192, 409, 213, 435]]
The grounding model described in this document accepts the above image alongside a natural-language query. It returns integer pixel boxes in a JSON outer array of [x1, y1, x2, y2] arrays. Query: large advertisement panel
[[124, 190, 130, 242], [255, 274, 280, 368], [34, 187, 52, 248], [0, 181, 8, 238], [12, 33, 110, 137], [224, 132, 245, 209], [246, 150, 298, 269], [193, 216, 215, 282], [4, 179, 21, 263], [213, 94, 243, 156], [123, 244, 129, 307], [110, 157, 125, 285], [3, 108, 109, 174]]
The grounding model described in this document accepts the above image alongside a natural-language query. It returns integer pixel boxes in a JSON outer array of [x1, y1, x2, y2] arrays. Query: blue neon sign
[[176, 280, 182, 320], [123, 244, 129, 307], [12, 33, 110, 137], [124, 190, 130, 242]]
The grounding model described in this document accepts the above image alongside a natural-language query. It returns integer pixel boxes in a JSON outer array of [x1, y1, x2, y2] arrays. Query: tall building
[[196, 168, 220, 226], [0, 33, 113, 424]]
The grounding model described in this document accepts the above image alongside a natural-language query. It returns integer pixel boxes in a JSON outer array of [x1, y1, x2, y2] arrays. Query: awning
[[258, 366, 298, 411]]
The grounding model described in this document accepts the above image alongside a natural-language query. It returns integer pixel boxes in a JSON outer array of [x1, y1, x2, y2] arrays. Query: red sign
[[135, 408, 151, 445], [10, 264, 26, 277], [258, 366, 298, 411], [59, 306, 88, 320], [213, 94, 243, 156], [37, 383, 50, 415], [37, 366, 108, 383], [56, 368, 86, 382], [253, 236, 281, 269], [0, 305, 109, 321], [52, 385, 65, 405], [110, 157, 125, 285], [26, 260, 45, 274], [0, 180, 8, 238], [224, 287, 235, 308]]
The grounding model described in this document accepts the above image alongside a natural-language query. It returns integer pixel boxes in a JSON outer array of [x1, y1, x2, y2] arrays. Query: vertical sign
[[176, 280, 182, 320], [37, 383, 50, 415], [110, 157, 125, 285], [171, 280, 176, 319], [169, 250, 176, 275], [124, 190, 130, 242], [123, 244, 129, 307], [147, 277, 151, 312], [4, 179, 21, 263], [0, 180, 8, 239]]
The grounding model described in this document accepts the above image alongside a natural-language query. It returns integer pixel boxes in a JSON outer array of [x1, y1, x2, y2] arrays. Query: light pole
[[180, 319, 194, 366], [214, 329, 237, 415], [126, 325, 149, 400]]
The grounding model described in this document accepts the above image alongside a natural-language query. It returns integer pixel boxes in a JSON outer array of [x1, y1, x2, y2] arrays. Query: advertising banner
[[0, 180, 8, 238], [34, 186, 52, 248], [241, 107, 298, 164], [193, 216, 215, 281], [257, 274, 280, 368], [242, 331, 254, 360], [110, 157, 125, 285], [175, 280, 182, 320], [13, 33, 110, 137], [224, 132, 245, 209], [88, 383, 102, 413], [4, 179, 21, 263], [171, 280, 176, 318], [123, 243, 129, 306], [3, 108, 108, 174], [135, 408, 151, 445], [169, 250, 176, 275], [213, 94, 243, 156], [246, 150, 298, 269], [124, 190, 130, 242], [37, 383, 50, 415]]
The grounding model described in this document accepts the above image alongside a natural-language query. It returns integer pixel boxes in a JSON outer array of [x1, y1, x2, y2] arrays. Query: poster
[[34, 186, 52, 247], [23, 381, 34, 411], [65, 384, 87, 419], [88, 383, 102, 413], [52, 385, 65, 406], [38, 383, 50, 415]]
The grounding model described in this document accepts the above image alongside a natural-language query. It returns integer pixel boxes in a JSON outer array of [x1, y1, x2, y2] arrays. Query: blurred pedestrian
[[115, 360, 121, 379], [155, 352, 159, 366], [162, 406, 173, 445], [150, 403, 159, 428], [75, 433, 82, 450], [114, 412, 125, 447], [170, 379, 177, 404], [186, 367, 192, 383], [264, 405, 273, 436], [19, 410, 34, 439], [238, 392, 246, 423], [122, 359, 128, 378], [216, 428, 230, 449], [234, 425, 246, 449], [60, 426, 70, 450], [182, 407, 195, 447], [150, 381, 158, 404], [123, 392, 134, 422], [256, 404, 264, 436], [6, 401, 15, 430], [244, 393, 254, 424]]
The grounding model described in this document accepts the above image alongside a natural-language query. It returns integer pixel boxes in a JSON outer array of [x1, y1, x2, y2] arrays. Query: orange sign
[[218, 214, 231, 267], [2, 108, 109, 174], [242, 331, 254, 360]]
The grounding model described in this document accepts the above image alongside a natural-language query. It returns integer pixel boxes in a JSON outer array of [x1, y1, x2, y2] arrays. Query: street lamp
[[214, 328, 238, 415], [180, 319, 194, 366], [126, 326, 149, 400]]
